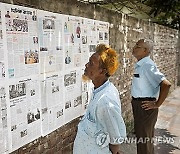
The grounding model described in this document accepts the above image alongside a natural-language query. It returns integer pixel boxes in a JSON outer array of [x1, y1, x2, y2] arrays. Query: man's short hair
[[96, 44, 119, 77], [143, 39, 154, 53]]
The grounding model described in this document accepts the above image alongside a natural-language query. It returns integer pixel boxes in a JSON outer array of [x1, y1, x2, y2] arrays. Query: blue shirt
[[131, 56, 166, 98], [73, 80, 126, 154]]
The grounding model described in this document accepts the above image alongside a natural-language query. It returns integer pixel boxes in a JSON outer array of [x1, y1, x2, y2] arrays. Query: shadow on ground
[[155, 128, 180, 154]]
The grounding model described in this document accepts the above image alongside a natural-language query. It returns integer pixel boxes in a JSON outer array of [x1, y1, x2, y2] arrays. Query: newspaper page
[[38, 10, 63, 74], [0, 4, 9, 154], [63, 69, 83, 123], [86, 18, 97, 56], [97, 20, 109, 44], [0, 9, 5, 80], [64, 16, 83, 70], [0, 2, 110, 152], [40, 72, 64, 136], [0, 82, 8, 154], [81, 71, 92, 115], [4, 4, 39, 78], [8, 76, 41, 152]]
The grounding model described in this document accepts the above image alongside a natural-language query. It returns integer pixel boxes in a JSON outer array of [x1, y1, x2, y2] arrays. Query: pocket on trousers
[[145, 108, 158, 116]]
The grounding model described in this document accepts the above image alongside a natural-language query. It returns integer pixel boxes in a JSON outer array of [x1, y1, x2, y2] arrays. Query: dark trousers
[[131, 99, 158, 154]]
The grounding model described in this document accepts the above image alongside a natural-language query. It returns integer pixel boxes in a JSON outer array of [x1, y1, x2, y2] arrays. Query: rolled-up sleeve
[[96, 97, 126, 144], [144, 64, 166, 88]]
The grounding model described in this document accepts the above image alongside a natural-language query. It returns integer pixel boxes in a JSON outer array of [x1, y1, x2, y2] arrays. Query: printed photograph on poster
[[5, 10, 10, 18], [82, 91, 89, 110], [0, 30, 2, 39], [99, 31, 103, 40], [20, 129, 27, 138], [40, 53, 61, 73], [74, 95, 82, 107], [76, 22, 81, 38], [70, 33, 75, 43], [82, 35, 87, 44], [104, 32, 108, 40], [0, 62, 5, 78], [64, 21, 73, 34], [64, 22, 68, 32], [89, 45, 96, 52], [6, 18, 28, 32], [40, 47, 48, 51], [8, 68, 14, 78], [0, 86, 8, 154], [33, 36, 38, 44], [24, 50, 39, 64], [0, 86, 6, 107], [64, 71, 76, 87], [56, 109, 63, 118], [43, 19, 55, 29], [56, 46, 62, 51], [65, 100, 71, 109], [82, 81, 88, 92], [32, 10, 37, 21], [9, 83, 26, 99], [0, 86, 7, 128], [30, 89, 35, 96], [27, 108, 40, 124], [52, 81, 60, 93], [65, 50, 72, 64]]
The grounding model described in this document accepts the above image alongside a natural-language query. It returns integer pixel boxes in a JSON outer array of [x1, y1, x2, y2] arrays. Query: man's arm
[[156, 79, 171, 107], [109, 144, 122, 154], [142, 79, 171, 110]]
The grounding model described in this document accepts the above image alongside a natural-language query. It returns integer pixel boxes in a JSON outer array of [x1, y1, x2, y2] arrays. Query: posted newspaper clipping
[[0, 2, 109, 153]]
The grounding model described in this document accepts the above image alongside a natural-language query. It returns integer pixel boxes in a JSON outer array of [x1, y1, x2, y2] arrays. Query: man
[[5, 11, 10, 18], [76, 23, 81, 38], [65, 50, 71, 64], [131, 39, 171, 154], [32, 11, 37, 21], [73, 44, 126, 154]]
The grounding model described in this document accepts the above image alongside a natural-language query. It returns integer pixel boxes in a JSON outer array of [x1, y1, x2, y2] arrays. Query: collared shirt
[[73, 80, 126, 154], [131, 56, 166, 98]]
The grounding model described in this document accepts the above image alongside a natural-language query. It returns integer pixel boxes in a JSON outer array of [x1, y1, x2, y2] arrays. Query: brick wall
[[177, 33, 180, 85], [0, 0, 179, 153]]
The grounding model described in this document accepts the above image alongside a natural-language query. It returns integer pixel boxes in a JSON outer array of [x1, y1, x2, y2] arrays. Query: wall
[[177, 33, 180, 85], [0, 0, 179, 153]]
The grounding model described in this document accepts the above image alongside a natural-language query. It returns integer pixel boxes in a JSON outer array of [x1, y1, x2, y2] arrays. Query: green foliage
[[80, 0, 180, 30], [143, 0, 180, 29]]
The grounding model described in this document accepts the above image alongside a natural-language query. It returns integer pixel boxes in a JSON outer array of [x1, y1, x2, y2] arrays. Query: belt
[[132, 97, 156, 101]]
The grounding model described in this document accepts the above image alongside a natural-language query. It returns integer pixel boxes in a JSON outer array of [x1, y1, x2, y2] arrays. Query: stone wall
[[0, 0, 179, 153]]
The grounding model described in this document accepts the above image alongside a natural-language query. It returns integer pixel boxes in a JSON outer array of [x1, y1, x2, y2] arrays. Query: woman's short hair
[[96, 44, 119, 77]]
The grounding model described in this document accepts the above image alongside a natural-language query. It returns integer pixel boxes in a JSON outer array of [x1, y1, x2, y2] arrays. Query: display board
[[0, 2, 109, 153]]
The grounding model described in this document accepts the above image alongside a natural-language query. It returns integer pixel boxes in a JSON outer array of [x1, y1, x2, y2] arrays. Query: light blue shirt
[[131, 56, 166, 98], [73, 80, 126, 154]]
